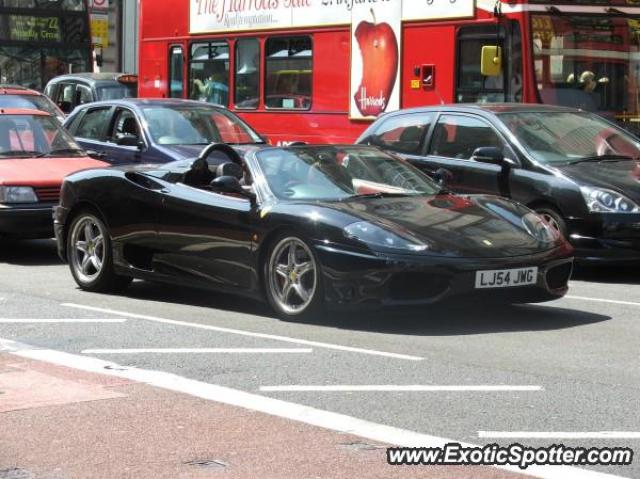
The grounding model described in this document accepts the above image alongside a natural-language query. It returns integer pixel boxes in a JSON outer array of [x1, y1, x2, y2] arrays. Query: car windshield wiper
[[42, 148, 86, 157], [348, 191, 417, 199], [0, 150, 46, 158], [568, 154, 635, 165]]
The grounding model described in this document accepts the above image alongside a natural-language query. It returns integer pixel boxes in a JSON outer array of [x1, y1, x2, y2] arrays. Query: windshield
[[0, 114, 85, 158], [142, 105, 263, 145], [500, 111, 640, 164], [97, 84, 137, 101], [532, 13, 640, 135], [255, 146, 442, 201], [0, 94, 61, 118]]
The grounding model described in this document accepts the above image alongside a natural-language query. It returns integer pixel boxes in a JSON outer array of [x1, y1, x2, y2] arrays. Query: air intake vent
[[35, 187, 61, 203]]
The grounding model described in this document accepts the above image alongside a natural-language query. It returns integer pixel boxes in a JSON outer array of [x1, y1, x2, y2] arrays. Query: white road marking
[[0, 337, 624, 479], [61, 303, 423, 361], [480, 431, 640, 440], [83, 348, 312, 354], [0, 318, 127, 323], [565, 296, 640, 308], [261, 385, 542, 392]]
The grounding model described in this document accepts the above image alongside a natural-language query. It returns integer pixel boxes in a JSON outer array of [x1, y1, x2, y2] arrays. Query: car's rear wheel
[[67, 211, 132, 292], [265, 235, 323, 320]]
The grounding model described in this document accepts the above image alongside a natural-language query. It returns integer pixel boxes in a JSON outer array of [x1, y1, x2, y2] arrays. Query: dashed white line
[[83, 348, 312, 354], [565, 296, 640, 307], [61, 303, 423, 361], [261, 385, 543, 392], [480, 431, 640, 440], [0, 338, 624, 479], [0, 318, 127, 323]]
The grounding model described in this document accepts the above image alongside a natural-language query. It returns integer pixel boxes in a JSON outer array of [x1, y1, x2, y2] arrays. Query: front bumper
[[314, 242, 574, 308], [567, 213, 640, 264], [0, 204, 56, 239]]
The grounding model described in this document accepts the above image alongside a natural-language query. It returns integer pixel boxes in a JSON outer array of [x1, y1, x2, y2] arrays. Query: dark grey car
[[356, 104, 640, 264]]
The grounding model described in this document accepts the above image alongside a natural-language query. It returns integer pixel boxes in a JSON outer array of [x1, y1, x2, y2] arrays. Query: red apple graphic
[[353, 9, 399, 117]]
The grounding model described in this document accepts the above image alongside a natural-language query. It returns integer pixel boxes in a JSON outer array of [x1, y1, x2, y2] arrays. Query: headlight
[[580, 186, 640, 213], [0, 186, 38, 204], [343, 221, 429, 252], [522, 212, 561, 244]]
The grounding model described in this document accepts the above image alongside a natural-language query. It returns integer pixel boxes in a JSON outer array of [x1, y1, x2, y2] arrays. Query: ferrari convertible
[[55, 144, 574, 320]]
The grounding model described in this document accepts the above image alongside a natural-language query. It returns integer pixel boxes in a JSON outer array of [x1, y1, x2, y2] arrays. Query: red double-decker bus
[[139, 0, 640, 144]]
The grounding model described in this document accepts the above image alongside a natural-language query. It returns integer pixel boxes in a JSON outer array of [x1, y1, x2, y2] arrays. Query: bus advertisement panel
[[139, 0, 640, 144]]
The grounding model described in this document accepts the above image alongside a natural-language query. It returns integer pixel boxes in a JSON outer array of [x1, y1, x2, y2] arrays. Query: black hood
[[305, 194, 559, 258], [554, 160, 640, 202]]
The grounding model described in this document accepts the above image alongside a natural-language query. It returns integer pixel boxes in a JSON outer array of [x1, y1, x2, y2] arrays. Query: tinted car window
[[500, 111, 640, 164], [97, 85, 137, 101], [142, 105, 261, 145], [429, 115, 505, 160], [75, 108, 111, 140], [372, 113, 433, 154], [77, 86, 93, 105], [55, 83, 76, 112], [0, 94, 59, 117], [110, 108, 141, 142], [0, 114, 83, 157]]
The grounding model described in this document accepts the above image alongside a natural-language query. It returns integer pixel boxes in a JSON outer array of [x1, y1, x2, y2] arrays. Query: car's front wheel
[[265, 235, 323, 320], [535, 206, 568, 239], [67, 211, 132, 292]]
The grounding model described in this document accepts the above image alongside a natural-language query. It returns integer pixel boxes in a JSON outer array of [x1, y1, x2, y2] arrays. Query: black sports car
[[54, 144, 574, 320]]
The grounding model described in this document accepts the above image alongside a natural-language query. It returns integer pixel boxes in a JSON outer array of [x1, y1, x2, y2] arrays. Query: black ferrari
[[55, 144, 574, 320]]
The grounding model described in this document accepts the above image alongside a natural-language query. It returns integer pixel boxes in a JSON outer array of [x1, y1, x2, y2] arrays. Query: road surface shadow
[[118, 281, 610, 336], [572, 264, 640, 285], [0, 239, 61, 266], [319, 302, 611, 336]]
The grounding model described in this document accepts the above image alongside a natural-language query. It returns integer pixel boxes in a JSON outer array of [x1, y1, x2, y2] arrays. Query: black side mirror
[[210, 176, 257, 204], [210, 175, 243, 194], [432, 168, 453, 187], [116, 134, 142, 148], [471, 146, 506, 165]]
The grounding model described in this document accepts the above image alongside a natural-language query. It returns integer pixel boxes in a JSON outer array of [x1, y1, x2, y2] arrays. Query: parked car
[[0, 109, 108, 239], [63, 99, 265, 165], [44, 73, 138, 115], [55, 144, 573, 320], [356, 104, 640, 264], [0, 85, 65, 123]]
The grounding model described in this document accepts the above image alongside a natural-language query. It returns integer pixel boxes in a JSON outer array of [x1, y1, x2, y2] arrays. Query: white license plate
[[475, 267, 538, 289]]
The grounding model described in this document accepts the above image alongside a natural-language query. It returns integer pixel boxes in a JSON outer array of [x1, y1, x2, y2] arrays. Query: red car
[[0, 108, 108, 239], [0, 85, 65, 124]]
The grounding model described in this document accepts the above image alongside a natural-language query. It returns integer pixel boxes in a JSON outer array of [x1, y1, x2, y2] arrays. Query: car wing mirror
[[116, 134, 142, 148], [471, 146, 507, 166], [432, 168, 453, 187], [210, 175, 243, 194]]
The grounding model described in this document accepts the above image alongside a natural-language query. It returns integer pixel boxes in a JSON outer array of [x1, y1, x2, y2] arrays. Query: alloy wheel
[[268, 237, 317, 315], [69, 215, 106, 284]]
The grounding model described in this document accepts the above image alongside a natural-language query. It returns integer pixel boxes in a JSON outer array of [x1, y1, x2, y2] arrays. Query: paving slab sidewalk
[[0, 353, 531, 479]]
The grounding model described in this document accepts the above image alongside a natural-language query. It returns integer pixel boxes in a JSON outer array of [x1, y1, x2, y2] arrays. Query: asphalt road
[[1, 239, 639, 478]]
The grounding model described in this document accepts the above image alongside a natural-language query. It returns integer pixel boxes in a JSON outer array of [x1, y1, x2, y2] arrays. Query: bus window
[[265, 36, 312, 110], [169, 46, 184, 98], [456, 22, 522, 104], [189, 41, 230, 106], [235, 39, 260, 109]]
